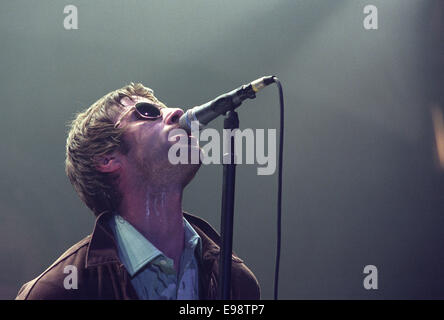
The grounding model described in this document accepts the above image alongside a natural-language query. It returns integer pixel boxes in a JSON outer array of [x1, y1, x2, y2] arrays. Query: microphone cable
[[272, 76, 284, 300]]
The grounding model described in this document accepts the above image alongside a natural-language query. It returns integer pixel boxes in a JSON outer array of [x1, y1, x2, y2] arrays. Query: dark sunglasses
[[134, 102, 162, 120], [115, 102, 163, 128]]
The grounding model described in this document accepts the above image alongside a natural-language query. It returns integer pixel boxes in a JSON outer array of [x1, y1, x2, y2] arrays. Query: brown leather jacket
[[16, 212, 260, 300]]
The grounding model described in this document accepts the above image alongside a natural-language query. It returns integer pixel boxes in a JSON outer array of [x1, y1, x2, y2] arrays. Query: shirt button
[[160, 259, 167, 265]]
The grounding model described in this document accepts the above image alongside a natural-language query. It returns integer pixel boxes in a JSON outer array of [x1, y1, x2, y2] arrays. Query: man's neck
[[118, 185, 185, 272]]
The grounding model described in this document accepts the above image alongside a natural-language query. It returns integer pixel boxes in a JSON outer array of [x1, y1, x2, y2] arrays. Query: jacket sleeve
[[16, 276, 77, 300], [15, 241, 90, 300]]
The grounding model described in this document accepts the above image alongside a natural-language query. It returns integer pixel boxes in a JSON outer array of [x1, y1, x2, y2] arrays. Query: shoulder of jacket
[[183, 212, 260, 299], [15, 234, 92, 300]]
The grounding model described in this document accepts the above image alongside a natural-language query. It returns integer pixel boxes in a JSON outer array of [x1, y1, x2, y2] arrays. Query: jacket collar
[[85, 211, 228, 269], [85, 211, 121, 268]]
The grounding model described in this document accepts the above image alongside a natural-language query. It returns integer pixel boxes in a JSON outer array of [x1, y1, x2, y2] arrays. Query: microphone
[[179, 76, 276, 132]]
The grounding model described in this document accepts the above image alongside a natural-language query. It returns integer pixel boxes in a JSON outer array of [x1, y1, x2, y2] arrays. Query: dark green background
[[1, 0, 443, 299]]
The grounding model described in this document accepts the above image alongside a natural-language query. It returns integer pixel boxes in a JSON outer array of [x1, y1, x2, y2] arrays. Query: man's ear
[[95, 152, 122, 173]]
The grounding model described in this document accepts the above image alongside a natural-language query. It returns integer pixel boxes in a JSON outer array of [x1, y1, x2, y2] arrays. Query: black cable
[[273, 77, 284, 300]]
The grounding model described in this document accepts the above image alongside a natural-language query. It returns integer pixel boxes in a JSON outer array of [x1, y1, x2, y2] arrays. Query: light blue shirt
[[108, 214, 202, 300]]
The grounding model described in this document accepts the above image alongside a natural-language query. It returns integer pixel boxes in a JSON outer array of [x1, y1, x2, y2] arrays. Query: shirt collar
[[183, 216, 202, 258], [108, 214, 202, 277]]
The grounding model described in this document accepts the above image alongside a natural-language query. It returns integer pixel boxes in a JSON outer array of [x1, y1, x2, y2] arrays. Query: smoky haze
[[1, 0, 443, 299]]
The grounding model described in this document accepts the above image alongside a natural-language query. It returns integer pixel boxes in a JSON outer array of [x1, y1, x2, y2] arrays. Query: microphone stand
[[218, 109, 239, 300]]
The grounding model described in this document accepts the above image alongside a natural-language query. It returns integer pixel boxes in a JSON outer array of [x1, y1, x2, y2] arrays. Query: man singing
[[16, 83, 260, 300]]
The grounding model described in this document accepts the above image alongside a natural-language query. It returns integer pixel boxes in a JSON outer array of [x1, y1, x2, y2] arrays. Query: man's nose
[[163, 108, 184, 125]]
